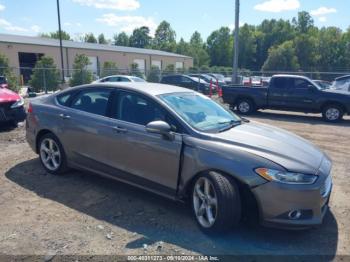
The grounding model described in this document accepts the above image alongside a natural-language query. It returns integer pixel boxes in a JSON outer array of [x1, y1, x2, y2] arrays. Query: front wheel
[[39, 133, 68, 175], [192, 172, 241, 234], [322, 105, 344, 122]]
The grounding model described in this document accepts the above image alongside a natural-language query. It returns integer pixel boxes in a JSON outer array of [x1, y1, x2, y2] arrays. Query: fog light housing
[[288, 210, 302, 220]]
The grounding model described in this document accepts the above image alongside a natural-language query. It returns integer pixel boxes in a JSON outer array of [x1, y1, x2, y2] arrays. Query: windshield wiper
[[218, 120, 242, 132]]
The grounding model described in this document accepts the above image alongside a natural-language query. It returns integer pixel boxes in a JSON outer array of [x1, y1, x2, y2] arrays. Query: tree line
[[41, 11, 350, 73]]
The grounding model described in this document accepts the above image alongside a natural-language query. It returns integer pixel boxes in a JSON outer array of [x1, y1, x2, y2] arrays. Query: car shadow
[[240, 110, 350, 127], [5, 159, 339, 257], [0, 122, 17, 132]]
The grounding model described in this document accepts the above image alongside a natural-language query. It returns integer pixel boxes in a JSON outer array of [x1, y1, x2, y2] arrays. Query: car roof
[[65, 82, 194, 96], [335, 75, 350, 81], [272, 74, 311, 80], [101, 75, 138, 79]]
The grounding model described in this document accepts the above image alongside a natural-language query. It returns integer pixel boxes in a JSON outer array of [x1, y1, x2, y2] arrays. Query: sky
[[0, 0, 348, 41]]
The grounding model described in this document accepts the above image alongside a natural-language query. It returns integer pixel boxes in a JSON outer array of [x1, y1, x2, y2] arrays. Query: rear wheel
[[39, 133, 68, 175], [322, 105, 344, 122], [192, 172, 241, 234], [236, 99, 255, 115]]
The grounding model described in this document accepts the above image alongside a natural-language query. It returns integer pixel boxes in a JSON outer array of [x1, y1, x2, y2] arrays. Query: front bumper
[[252, 173, 332, 229], [0, 105, 26, 123]]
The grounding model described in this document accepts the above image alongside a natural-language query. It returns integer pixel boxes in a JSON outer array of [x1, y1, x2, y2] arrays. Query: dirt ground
[[0, 107, 350, 259]]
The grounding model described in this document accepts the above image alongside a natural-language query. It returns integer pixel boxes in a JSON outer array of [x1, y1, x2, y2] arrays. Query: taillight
[[28, 103, 33, 113]]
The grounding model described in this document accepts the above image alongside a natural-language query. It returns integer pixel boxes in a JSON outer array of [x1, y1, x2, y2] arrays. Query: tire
[[322, 104, 344, 122], [38, 133, 68, 175], [192, 171, 241, 234], [236, 99, 255, 115]]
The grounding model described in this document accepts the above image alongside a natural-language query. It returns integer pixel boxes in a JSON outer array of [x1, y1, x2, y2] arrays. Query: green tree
[[29, 56, 60, 92], [129, 26, 151, 48], [84, 33, 97, 43], [147, 66, 161, 83], [294, 34, 317, 71], [207, 27, 233, 66], [255, 19, 296, 70], [0, 53, 18, 91], [164, 64, 175, 74], [292, 11, 314, 34], [262, 41, 300, 71], [114, 32, 129, 46], [238, 24, 257, 70], [130, 63, 143, 78], [153, 21, 176, 52], [70, 54, 92, 86], [176, 38, 190, 56], [101, 61, 118, 77], [40, 30, 71, 40], [98, 33, 108, 44], [316, 27, 346, 71], [189, 31, 210, 67]]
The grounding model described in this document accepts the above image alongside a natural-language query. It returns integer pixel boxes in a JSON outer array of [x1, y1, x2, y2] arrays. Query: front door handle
[[59, 113, 71, 120], [112, 126, 127, 133]]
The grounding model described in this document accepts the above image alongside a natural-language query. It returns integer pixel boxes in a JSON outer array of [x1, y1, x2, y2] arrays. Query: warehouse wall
[[0, 42, 193, 76]]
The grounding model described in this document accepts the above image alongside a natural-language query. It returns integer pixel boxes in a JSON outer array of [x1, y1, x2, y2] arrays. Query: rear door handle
[[112, 126, 127, 133], [59, 113, 71, 120]]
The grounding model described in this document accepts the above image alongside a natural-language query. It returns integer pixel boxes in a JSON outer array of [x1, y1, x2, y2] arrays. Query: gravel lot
[[0, 107, 349, 259]]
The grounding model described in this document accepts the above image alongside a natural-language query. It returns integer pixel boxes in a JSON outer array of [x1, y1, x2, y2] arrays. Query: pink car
[[0, 76, 26, 126]]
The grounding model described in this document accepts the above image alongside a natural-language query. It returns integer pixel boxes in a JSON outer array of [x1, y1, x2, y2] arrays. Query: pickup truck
[[222, 74, 350, 122]]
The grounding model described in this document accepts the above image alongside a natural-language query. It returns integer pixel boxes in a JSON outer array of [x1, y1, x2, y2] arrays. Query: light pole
[[232, 0, 240, 84], [57, 0, 65, 83]]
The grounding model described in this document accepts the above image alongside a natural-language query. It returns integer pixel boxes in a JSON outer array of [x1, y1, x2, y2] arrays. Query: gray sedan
[[26, 83, 332, 234]]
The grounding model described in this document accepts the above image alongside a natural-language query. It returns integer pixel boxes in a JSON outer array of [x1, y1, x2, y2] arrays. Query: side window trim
[[112, 89, 185, 134], [67, 87, 114, 117]]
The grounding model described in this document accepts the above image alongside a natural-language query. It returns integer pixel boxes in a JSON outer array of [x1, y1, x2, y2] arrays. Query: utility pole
[[57, 0, 65, 83], [232, 0, 240, 84]]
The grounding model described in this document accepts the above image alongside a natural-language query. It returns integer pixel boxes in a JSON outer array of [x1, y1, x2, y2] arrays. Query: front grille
[[320, 175, 332, 197], [0, 102, 15, 121], [0, 108, 6, 121]]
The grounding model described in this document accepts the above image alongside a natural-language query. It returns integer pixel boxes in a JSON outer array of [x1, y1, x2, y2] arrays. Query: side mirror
[[146, 121, 174, 140]]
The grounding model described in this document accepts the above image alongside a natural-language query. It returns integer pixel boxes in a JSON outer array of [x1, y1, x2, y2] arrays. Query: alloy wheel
[[40, 138, 61, 171], [193, 177, 218, 228]]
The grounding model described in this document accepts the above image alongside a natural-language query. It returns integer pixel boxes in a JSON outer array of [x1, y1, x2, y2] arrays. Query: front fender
[[177, 136, 282, 197]]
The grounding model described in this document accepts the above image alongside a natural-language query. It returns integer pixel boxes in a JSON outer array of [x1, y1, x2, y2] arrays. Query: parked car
[[251, 76, 262, 86], [26, 82, 332, 233], [207, 73, 226, 85], [161, 75, 210, 94], [313, 80, 332, 90], [222, 74, 350, 122], [93, 75, 146, 84], [0, 80, 26, 126], [330, 75, 350, 92], [188, 74, 215, 84]]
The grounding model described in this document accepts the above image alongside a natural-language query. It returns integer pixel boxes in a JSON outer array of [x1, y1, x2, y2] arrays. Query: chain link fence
[[1, 66, 350, 94]]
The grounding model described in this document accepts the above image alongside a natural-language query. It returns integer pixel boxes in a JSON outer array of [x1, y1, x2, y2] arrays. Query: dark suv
[[161, 75, 210, 94]]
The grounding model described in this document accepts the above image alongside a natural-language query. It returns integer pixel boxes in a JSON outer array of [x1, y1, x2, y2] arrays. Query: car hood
[[0, 88, 21, 103], [210, 121, 324, 174], [322, 89, 350, 96]]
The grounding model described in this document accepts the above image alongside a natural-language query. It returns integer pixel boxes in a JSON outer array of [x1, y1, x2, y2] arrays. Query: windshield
[[159, 92, 241, 132], [131, 77, 146, 82]]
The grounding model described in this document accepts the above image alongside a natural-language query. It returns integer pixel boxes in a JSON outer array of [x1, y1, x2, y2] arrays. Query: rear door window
[[70, 89, 112, 116], [272, 78, 292, 89]]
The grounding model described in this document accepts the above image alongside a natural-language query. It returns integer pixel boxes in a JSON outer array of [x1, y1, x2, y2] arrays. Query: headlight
[[11, 97, 24, 109], [255, 168, 317, 184]]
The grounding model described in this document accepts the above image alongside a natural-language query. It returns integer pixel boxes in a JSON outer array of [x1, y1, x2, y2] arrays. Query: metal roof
[[0, 33, 191, 59]]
